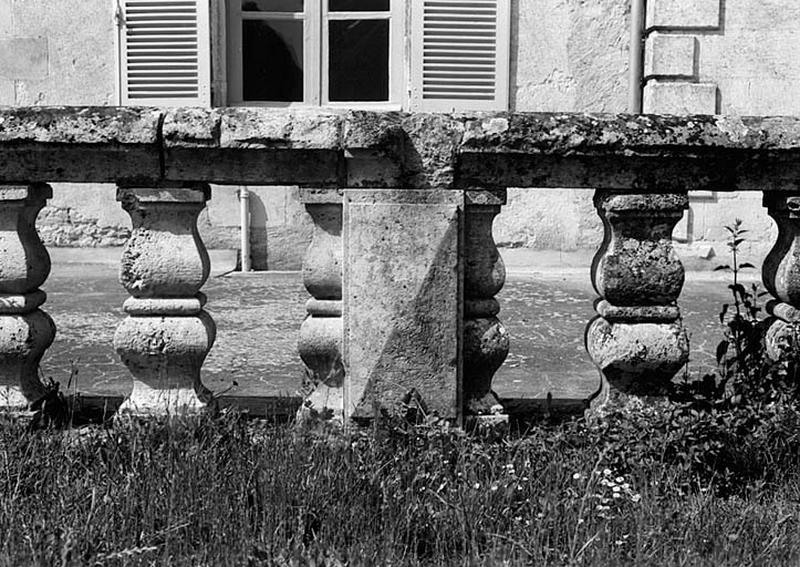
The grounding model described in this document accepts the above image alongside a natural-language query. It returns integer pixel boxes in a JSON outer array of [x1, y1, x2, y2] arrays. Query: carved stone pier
[[114, 185, 216, 414], [297, 189, 344, 424], [763, 193, 800, 360], [463, 190, 509, 420], [0, 184, 55, 409], [586, 191, 689, 408]]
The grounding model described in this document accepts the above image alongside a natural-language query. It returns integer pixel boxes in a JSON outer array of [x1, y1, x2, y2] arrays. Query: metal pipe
[[239, 187, 251, 272], [628, 0, 646, 113]]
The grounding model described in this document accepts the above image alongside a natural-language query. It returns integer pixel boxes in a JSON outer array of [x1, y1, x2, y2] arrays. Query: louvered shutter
[[119, 0, 211, 105], [410, 0, 510, 111]]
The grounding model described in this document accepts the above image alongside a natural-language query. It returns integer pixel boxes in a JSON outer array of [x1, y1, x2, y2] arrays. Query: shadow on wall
[[238, 187, 314, 272], [248, 192, 269, 271]]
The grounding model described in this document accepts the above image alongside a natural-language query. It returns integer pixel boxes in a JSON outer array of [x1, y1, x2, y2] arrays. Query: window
[[118, 0, 510, 111], [226, 0, 404, 106]]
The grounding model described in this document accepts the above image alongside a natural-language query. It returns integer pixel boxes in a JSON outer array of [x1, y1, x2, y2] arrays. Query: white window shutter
[[119, 0, 211, 106], [410, 0, 510, 111]]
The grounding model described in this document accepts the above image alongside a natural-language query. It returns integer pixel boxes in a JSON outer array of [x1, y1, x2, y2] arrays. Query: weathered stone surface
[[0, 38, 48, 80], [163, 107, 342, 186], [644, 34, 696, 78], [114, 185, 216, 414], [0, 184, 54, 409], [114, 313, 216, 414], [463, 192, 508, 416], [345, 111, 465, 189], [592, 192, 688, 305], [297, 189, 344, 424], [0, 310, 56, 407], [586, 317, 689, 396], [587, 190, 689, 405], [763, 193, 800, 360], [122, 295, 206, 316], [344, 189, 462, 421], [0, 184, 51, 293], [117, 186, 210, 298], [0, 290, 46, 314], [646, 0, 721, 30], [595, 300, 680, 323], [2, 108, 800, 192], [763, 194, 800, 305], [458, 113, 800, 191], [0, 107, 161, 184], [643, 81, 718, 115], [460, 113, 800, 157], [0, 0, 11, 36]]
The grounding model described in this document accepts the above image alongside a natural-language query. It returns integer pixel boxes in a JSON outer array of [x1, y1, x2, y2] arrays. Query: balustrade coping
[[1, 107, 799, 191]]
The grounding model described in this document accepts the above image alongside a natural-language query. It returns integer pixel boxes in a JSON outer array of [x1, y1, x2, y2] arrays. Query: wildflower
[[572, 472, 582, 480], [631, 494, 641, 503], [603, 468, 612, 476], [473, 482, 481, 490]]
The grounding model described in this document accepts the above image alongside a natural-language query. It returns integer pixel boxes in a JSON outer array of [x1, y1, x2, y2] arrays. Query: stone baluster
[[763, 193, 800, 360], [464, 190, 509, 421], [297, 189, 344, 423], [586, 191, 689, 408], [0, 184, 56, 410], [114, 185, 216, 414]]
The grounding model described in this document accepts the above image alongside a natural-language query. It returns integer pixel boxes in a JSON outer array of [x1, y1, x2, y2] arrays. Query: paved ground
[[39, 248, 757, 404]]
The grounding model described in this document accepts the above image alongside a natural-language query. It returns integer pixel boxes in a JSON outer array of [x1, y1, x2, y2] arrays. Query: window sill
[[227, 102, 403, 112]]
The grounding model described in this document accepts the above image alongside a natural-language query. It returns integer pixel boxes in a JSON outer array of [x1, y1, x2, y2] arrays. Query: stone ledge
[[0, 106, 161, 183], [646, 0, 721, 30], [644, 34, 697, 79], [2, 107, 800, 191]]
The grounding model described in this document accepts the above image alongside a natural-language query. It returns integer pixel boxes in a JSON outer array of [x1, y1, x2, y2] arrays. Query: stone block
[[344, 189, 462, 421], [163, 107, 341, 186], [644, 34, 696, 78], [344, 111, 465, 189], [0, 106, 162, 183], [0, 78, 13, 105], [643, 81, 717, 114], [0, 0, 12, 37], [0, 38, 47, 80], [646, 0, 721, 29]]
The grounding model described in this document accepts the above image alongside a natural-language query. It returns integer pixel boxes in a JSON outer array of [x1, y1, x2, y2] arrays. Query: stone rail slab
[[457, 113, 800, 191], [0, 106, 161, 184], [162, 107, 343, 186], [0, 107, 799, 191]]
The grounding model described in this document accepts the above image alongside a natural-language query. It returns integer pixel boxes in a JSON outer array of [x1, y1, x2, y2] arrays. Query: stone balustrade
[[2, 107, 800, 424]]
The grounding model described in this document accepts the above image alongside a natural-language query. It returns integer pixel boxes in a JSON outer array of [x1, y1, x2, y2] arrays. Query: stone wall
[[2, 0, 799, 266]]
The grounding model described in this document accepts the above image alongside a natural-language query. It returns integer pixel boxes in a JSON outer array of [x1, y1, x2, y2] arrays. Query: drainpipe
[[628, 0, 646, 113], [239, 188, 251, 272]]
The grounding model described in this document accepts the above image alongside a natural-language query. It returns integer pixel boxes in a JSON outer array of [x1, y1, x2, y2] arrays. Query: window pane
[[242, 0, 303, 11], [242, 19, 303, 101], [329, 19, 389, 101], [329, 0, 389, 11]]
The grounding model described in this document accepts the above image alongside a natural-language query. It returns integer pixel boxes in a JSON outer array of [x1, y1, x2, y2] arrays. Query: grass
[[2, 406, 800, 566]]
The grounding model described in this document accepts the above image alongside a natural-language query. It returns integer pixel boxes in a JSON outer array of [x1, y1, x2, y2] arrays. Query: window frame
[[226, 0, 404, 109]]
